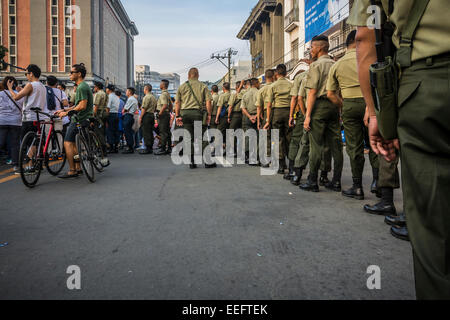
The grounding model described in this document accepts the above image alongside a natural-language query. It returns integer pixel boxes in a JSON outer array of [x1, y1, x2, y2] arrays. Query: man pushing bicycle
[[55, 63, 93, 179]]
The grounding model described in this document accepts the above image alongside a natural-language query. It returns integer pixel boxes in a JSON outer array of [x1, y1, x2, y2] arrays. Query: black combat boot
[[364, 187, 396, 216], [385, 213, 406, 227], [390, 225, 410, 242], [325, 172, 342, 192], [154, 147, 168, 156], [290, 168, 303, 186], [371, 168, 379, 194], [299, 173, 319, 192], [277, 160, 287, 175], [319, 171, 330, 186], [189, 155, 197, 169], [342, 178, 365, 200], [283, 160, 295, 180]]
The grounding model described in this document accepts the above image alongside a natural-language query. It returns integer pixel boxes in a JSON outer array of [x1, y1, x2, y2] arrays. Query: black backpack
[[45, 86, 57, 111]]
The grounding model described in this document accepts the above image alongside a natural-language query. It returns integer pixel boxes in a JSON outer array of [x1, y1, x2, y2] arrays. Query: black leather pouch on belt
[[369, 56, 398, 140]]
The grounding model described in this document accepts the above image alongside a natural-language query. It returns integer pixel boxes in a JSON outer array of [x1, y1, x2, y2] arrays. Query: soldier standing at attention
[[155, 80, 173, 155], [326, 30, 379, 200], [256, 69, 275, 167], [300, 35, 343, 192], [227, 81, 245, 157], [284, 70, 307, 180], [350, 0, 450, 299], [93, 81, 109, 155], [215, 82, 231, 150], [264, 64, 293, 174], [210, 85, 220, 130], [175, 68, 213, 169], [241, 78, 260, 165], [139, 84, 157, 155]]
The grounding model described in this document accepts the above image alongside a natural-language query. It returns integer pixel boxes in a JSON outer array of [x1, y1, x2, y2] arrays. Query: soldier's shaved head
[[188, 68, 199, 79]]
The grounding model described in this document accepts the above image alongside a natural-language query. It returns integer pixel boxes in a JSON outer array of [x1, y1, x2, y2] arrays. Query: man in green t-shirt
[[56, 63, 94, 179]]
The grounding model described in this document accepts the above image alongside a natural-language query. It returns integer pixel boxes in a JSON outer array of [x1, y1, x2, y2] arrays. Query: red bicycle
[[18, 108, 67, 188]]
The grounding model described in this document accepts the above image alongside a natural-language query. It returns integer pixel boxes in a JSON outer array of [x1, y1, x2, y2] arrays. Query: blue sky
[[121, 0, 256, 82]]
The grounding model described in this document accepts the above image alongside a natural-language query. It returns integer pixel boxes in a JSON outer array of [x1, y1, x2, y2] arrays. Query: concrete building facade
[[0, 0, 138, 90], [217, 60, 252, 89], [238, 0, 356, 80]]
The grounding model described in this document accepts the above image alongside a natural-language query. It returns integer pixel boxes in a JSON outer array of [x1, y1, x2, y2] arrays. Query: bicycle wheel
[[76, 133, 95, 183], [19, 131, 42, 188], [90, 131, 105, 173], [46, 130, 67, 176]]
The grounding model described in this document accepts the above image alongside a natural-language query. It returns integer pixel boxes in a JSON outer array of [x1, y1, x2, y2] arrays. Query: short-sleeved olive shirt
[[326, 49, 363, 99], [175, 80, 212, 110], [217, 91, 231, 113], [157, 90, 171, 112], [228, 91, 242, 113], [348, 0, 450, 62], [305, 55, 335, 98], [255, 83, 272, 110], [211, 93, 220, 116], [142, 93, 157, 113], [241, 87, 259, 115], [299, 76, 308, 99], [266, 77, 292, 108], [94, 90, 108, 111], [290, 72, 307, 96], [73, 81, 94, 123]]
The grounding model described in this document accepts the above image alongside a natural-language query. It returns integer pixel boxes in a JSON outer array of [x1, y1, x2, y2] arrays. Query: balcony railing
[[284, 8, 299, 32]]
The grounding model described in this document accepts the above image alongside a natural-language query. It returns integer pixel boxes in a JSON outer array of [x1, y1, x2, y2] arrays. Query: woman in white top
[[6, 64, 47, 138], [0, 76, 24, 172]]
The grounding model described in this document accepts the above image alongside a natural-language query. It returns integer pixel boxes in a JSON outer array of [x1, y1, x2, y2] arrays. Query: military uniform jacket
[[211, 93, 220, 115], [326, 49, 363, 99], [93, 90, 109, 118], [142, 93, 157, 113], [176, 79, 212, 110], [305, 55, 335, 98], [241, 87, 259, 115], [256, 83, 272, 110], [266, 78, 292, 108], [290, 72, 307, 97], [157, 90, 171, 113], [217, 91, 231, 114]]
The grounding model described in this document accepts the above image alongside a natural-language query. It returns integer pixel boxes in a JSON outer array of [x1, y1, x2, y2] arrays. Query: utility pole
[[211, 48, 237, 84]]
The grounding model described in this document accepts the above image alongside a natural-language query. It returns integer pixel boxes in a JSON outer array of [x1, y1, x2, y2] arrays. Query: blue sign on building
[[305, 0, 349, 43]]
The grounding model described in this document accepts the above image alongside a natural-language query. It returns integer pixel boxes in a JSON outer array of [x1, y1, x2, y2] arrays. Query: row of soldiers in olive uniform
[[349, 0, 450, 299], [138, 81, 173, 155]]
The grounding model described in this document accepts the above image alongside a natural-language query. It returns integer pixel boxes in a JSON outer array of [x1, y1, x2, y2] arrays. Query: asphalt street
[[0, 151, 415, 299]]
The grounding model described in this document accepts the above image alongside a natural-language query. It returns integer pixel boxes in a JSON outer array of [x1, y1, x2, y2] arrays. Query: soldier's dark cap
[[312, 35, 329, 42]]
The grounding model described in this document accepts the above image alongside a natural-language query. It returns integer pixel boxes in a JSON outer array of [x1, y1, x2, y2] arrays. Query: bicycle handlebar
[[30, 107, 58, 120]]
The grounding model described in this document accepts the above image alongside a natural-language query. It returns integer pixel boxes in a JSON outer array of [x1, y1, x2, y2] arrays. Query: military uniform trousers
[[397, 56, 450, 299], [271, 107, 292, 162], [243, 114, 258, 155], [263, 110, 271, 158], [217, 116, 229, 142], [181, 109, 208, 156], [378, 156, 400, 189], [308, 98, 343, 179], [141, 112, 155, 149], [229, 112, 242, 154], [209, 114, 218, 130], [158, 111, 171, 150], [293, 119, 332, 172], [342, 98, 379, 179]]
